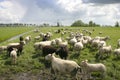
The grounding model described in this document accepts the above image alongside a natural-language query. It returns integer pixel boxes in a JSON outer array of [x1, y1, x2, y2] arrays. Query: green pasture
[[0, 26, 120, 80], [0, 27, 34, 43]]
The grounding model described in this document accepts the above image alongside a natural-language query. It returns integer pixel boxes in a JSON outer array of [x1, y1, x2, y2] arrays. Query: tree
[[89, 20, 93, 27], [71, 20, 85, 27], [115, 21, 119, 27]]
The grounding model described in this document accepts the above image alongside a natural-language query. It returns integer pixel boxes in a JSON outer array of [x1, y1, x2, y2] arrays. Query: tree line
[[71, 20, 119, 27]]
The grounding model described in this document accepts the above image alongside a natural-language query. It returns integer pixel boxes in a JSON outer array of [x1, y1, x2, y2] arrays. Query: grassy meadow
[[0, 26, 120, 80], [0, 27, 34, 43]]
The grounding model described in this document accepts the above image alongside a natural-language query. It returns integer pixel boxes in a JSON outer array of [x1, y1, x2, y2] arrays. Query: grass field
[[0, 26, 120, 80], [0, 26, 34, 43]]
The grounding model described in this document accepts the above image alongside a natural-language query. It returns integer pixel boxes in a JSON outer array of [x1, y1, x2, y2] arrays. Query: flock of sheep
[[0, 28, 120, 80]]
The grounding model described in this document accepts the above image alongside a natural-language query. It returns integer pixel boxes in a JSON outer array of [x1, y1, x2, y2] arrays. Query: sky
[[0, 0, 120, 26]]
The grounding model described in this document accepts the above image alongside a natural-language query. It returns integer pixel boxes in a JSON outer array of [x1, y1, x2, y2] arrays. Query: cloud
[[83, 0, 120, 4], [0, 0, 120, 26], [0, 0, 26, 23]]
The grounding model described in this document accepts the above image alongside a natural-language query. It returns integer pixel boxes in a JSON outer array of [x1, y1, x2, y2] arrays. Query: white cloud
[[0, 0, 26, 23], [0, 0, 120, 25]]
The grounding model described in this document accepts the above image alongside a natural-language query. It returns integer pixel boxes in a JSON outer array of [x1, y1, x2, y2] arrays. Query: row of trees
[[0, 20, 119, 27], [71, 20, 119, 27]]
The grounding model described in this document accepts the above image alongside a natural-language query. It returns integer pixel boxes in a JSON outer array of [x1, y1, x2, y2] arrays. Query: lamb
[[7, 41, 25, 56], [10, 48, 18, 64], [45, 53, 81, 80], [98, 45, 112, 58], [80, 60, 106, 79], [113, 48, 120, 57]]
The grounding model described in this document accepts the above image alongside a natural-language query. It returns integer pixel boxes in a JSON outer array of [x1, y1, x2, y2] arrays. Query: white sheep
[[98, 41, 106, 48], [25, 36, 31, 43], [10, 48, 18, 64], [45, 53, 81, 80], [81, 60, 106, 79], [98, 45, 112, 58], [34, 41, 52, 50], [91, 39, 100, 48], [113, 48, 120, 57], [58, 41, 68, 47], [34, 36, 41, 41], [74, 41, 83, 54], [69, 37, 77, 49]]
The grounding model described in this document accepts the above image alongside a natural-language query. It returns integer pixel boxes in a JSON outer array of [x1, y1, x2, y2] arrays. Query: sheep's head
[[80, 60, 88, 67], [45, 53, 55, 61]]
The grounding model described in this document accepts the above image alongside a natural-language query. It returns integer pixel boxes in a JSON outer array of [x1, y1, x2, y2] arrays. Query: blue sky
[[0, 0, 120, 26]]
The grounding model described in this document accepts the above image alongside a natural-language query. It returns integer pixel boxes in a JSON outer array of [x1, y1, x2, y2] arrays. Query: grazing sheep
[[113, 48, 120, 57], [58, 41, 68, 47], [69, 37, 77, 49], [7, 41, 25, 56], [98, 41, 106, 48], [56, 46, 69, 59], [45, 53, 81, 80], [55, 37, 63, 45], [98, 45, 112, 58], [81, 60, 106, 79], [25, 36, 31, 43], [74, 41, 83, 54], [91, 39, 100, 48], [34, 41, 52, 50], [42, 45, 57, 56], [34, 36, 41, 41], [10, 48, 18, 64]]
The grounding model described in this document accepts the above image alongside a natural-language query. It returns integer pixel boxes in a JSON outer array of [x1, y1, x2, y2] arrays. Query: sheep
[[56, 46, 69, 59], [74, 41, 83, 54], [10, 48, 18, 64], [25, 35, 31, 43], [98, 45, 112, 58], [91, 39, 100, 49], [98, 41, 106, 48], [42, 45, 57, 56], [69, 37, 77, 49], [55, 37, 63, 45], [34, 36, 41, 41], [80, 60, 106, 79], [45, 53, 81, 80], [113, 48, 120, 57], [7, 41, 25, 56], [0, 46, 7, 53], [58, 40, 68, 47], [34, 41, 52, 50]]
